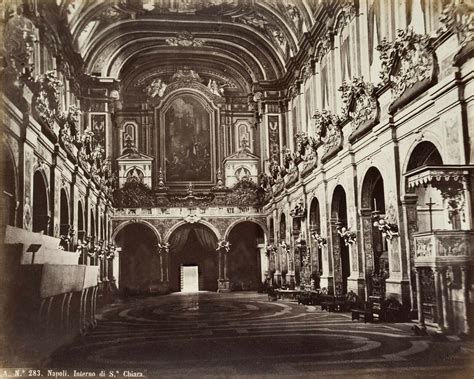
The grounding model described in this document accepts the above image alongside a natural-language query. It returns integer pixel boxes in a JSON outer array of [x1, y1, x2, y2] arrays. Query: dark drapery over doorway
[[115, 223, 160, 295], [169, 224, 218, 292], [228, 222, 264, 291]]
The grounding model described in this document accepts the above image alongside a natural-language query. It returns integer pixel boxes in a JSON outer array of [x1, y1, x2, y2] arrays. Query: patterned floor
[[49, 292, 474, 378]]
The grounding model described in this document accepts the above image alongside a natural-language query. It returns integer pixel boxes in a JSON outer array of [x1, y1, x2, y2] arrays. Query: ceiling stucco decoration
[[166, 31, 205, 47], [147, 67, 226, 108], [69, 0, 317, 86]]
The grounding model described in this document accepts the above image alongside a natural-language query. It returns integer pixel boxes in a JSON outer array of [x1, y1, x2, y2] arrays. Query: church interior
[[1, 0, 474, 375]]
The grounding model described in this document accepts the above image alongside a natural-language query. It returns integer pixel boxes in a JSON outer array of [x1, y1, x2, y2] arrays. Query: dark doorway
[[32, 171, 49, 234], [169, 224, 218, 292], [115, 223, 160, 295], [228, 222, 264, 291]]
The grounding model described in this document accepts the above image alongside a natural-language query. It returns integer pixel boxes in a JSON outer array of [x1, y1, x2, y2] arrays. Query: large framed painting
[[159, 94, 216, 184]]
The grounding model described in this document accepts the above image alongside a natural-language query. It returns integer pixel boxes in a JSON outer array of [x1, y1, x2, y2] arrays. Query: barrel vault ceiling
[[59, 0, 317, 98]]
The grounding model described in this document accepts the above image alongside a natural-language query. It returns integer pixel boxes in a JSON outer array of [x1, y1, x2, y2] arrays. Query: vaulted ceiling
[[59, 0, 317, 98]]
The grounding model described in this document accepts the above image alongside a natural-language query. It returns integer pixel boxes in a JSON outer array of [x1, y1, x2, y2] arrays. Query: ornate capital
[[216, 239, 231, 253]]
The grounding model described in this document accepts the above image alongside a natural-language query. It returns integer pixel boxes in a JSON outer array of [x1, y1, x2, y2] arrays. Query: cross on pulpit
[[425, 197, 436, 232]]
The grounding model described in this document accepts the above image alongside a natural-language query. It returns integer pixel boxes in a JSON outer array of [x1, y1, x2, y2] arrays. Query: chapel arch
[[114, 222, 161, 295], [309, 197, 323, 282], [330, 185, 350, 295], [168, 223, 219, 292], [32, 170, 49, 234], [227, 221, 265, 291], [360, 167, 389, 297]]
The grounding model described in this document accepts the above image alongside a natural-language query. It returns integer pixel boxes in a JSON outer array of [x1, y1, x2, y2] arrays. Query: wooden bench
[[321, 290, 358, 312], [351, 301, 374, 323], [297, 290, 320, 305], [276, 289, 301, 301], [267, 287, 277, 301]]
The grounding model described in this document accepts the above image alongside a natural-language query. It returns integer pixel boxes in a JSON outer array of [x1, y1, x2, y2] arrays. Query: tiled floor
[[49, 292, 474, 378]]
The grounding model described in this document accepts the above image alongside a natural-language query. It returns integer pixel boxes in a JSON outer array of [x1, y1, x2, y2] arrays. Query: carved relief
[[3, 9, 36, 79], [415, 237, 433, 257], [438, 0, 474, 48], [437, 236, 470, 257], [339, 76, 379, 141], [312, 109, 342, 162], [377, 28, 436, 104], [33, 71, 63, 127], [166, 32, 204, 47]]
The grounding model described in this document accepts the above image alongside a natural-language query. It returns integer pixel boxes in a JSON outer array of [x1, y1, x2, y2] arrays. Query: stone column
[[360, 208, 374, 297], [330, 218, 341, 295], [434, 267, 445, 332], [159, 251, 164, 281], [218, 250, 223, 280], [224, 250, 229, 280], [217, 247, 230, 292], [461, 265, 470, 335], [274, 247, 282, 286], [401, 194, 419, 313], [415, 267, 425, 327], [440, 267, 449, 331], [165, 250, 170, 282]]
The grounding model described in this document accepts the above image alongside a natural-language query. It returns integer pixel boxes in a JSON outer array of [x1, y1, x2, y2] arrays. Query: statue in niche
[[126, 167, 144, 183]]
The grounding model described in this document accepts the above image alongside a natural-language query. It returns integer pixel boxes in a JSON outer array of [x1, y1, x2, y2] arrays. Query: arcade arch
[[227, 221, 265, 291], [330, 185, 350, 295], [32, 170, 49, 234], [114, 222, 161, 295], [168, 223, 219, 292]]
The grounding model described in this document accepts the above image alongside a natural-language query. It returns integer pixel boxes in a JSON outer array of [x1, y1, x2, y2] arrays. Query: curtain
[[193, 225, 217, 252], [368, 0, 381, 66], [169, 226, 191, 253], [340, 35, 351, 82]]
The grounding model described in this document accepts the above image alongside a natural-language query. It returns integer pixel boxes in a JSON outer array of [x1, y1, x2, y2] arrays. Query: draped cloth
[[168, 224, 217, 253], [169, 226, 191, 253], [193, 224, 217, 252], [368, 0, 381, 66]]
